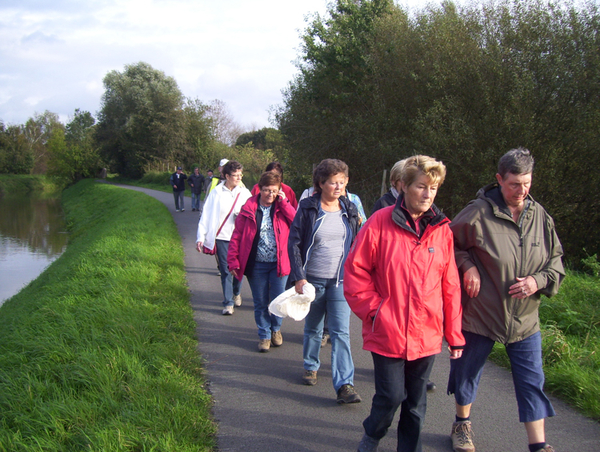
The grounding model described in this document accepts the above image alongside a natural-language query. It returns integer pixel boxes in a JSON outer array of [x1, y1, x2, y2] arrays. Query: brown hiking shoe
[[258, 339, 271, 353], [451, 421, 475, 452], [271, 330, 283, 347], [302, 370, 317, 385], [336, 384, 362, 404]]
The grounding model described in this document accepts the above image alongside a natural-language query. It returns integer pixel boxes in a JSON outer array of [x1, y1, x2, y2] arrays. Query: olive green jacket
[[450, 183, 565, 344]]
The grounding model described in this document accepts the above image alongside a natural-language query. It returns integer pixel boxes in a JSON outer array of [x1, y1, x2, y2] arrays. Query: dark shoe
[[533, 446, 555, 452], [258, 339, 270, 353], [357, 433, 379, 452], [427, 380, 436, 392], [271, 330, 283, 347], [302, 370, 317, 386], [336, 384, 362, 404], [321, 333, 330, 347], [192, 208, 196, 211]]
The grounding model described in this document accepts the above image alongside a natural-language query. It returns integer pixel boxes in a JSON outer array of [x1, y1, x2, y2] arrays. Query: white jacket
[[196, 183, 251, 250]]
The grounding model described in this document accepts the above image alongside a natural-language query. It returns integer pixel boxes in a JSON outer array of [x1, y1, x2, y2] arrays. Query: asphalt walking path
[[114, 183, 600, 452]]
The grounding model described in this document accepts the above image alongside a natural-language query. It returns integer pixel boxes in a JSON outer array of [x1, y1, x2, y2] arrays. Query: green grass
[[0, 179, 215, 451], [108, 172, 198, 198], [0, 174, 63, 197], [489, 268, 600, 420]]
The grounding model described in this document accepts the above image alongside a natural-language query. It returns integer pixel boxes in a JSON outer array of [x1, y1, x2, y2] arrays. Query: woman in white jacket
[[196, 160, 251, 315]]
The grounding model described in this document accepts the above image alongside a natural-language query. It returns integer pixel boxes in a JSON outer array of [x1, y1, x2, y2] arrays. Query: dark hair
[[498, 148, 534, 178], [313, 159, 349, 193], [222, 160, 243, 177], [258, 171, 282, 188], [265, 161, 283, 177]]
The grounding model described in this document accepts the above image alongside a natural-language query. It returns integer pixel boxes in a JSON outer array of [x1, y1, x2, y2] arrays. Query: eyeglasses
[[227, 173, 243, 179], [261, 189, 279, 195]]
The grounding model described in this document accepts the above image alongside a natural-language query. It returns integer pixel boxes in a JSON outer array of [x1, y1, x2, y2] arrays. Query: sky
[[0, 0, 428, 131]]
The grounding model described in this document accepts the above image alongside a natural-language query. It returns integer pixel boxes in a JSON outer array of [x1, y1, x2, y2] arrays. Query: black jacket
[[188, 173, 205, 195], [288, 193, 359, 285]]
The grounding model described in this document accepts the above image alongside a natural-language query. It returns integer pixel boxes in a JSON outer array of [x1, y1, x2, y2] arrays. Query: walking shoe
[[427, 380, 436, 392], [302, 370, 317, 386], [175, 209, 180, 212], [451, 420, 475, 452], [336, 384, 362, 404], [192, 208, 196, 211], [233, 294, 242, 307], [533, 446, 555, 452], [258, 339, 271, 353], [357, 433, 379, 452], [321, 332, 330, 347], [222, 305, 234, 315], [271, 330, 283, 347], [181, 208, 185, 212]]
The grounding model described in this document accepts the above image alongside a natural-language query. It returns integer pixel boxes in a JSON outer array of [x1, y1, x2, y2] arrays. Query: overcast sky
[[0, 0, 428, 131]]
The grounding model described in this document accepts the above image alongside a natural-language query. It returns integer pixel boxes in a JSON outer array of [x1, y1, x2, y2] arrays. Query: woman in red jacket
[[228, 171, 296, 352], [344, 155, 465, 452]]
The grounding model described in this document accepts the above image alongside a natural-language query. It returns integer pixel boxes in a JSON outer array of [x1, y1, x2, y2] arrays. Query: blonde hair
[[389, 158, 408, 187], [401, 155, 446, 187]]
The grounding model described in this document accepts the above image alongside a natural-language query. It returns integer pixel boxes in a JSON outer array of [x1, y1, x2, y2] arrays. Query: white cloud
[[0, 0, 429, 128]]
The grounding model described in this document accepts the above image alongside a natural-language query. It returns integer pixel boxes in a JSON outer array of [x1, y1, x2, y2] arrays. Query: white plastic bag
[[268, 283, 316, 321]]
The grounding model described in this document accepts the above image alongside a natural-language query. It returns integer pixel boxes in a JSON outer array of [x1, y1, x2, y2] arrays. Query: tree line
[[1, 0, 598, 264], [275, 0, 600, 264]]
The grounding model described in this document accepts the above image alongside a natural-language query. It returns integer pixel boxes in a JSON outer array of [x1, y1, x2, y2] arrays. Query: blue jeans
[[448, 331, 555, 422], [247, 261, 287, 340], [191, 192, 202, 210], [173, 190, 184, 210], [216, 239, 242, 307], [364, 353, 435, 452], [303, 276, 354, 392]]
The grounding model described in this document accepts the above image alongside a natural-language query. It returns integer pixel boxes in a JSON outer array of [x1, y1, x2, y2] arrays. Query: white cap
[[219, 158, 229, 167]]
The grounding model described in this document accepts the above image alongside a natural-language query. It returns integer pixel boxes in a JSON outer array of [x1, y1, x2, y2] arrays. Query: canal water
[[0, 194, 68, 307]]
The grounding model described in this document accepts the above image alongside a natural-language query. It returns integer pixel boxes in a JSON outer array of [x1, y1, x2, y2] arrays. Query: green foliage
[[278, 0, 600, 262], [24, 111, 64, 174], [0, 179, 216, 450], [47, 110, 103, 185], [0, 123, 33, 174], [581, 252, 600, 278], [96, 62, 186, 179]]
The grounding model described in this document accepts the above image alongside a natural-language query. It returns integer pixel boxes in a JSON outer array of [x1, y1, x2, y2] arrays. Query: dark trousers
[[363, 352, 435, 452]]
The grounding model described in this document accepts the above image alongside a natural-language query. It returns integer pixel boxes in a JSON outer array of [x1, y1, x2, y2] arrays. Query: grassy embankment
[[0, 178, 215, 451], [0, 174, 62, 197]]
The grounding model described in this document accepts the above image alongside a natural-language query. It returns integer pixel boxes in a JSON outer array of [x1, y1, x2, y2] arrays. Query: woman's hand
[[509, 276, 538, 299], [196, 241, 203, 252], [448, 347, 463, 359], [278, 190, 287, 200], [295, 279, 308, 294], [463, 266, 481, 298], [230, 268, 238, 279]]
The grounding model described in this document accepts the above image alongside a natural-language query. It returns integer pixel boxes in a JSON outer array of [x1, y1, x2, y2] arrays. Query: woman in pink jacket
[[344, 155, 465, 452], [228, 171, 296, 353]]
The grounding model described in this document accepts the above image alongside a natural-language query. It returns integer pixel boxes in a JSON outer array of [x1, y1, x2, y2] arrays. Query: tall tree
[[24, 111, 63, 174], [96, 62, 185, 178]]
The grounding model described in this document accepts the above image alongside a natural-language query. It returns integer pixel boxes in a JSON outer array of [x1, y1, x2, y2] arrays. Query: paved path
[[115, 183, 600, 452]]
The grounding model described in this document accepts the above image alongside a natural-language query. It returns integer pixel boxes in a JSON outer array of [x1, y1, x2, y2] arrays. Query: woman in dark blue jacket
[[288, 158, 361, 404]]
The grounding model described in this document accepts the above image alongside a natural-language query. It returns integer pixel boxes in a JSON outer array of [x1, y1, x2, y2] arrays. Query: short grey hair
[[498, 148, 534, 178]]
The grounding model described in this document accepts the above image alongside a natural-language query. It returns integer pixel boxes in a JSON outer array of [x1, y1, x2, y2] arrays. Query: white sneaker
[[222, 305, 234, 315], [233, 294, 242, 307]]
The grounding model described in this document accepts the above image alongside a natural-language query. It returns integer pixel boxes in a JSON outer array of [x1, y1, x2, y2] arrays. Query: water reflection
[[0, 195, 68, 306]]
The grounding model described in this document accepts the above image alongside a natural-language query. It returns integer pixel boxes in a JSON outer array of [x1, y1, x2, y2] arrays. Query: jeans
[[303, 275, 354, 392], [191, 192, 202, 211], [247, 261, 287, 339], [173, 190, 184, 210], [448, 330, 555, 422], [364, 353, 435, 452], [216, 239, 242, 307]]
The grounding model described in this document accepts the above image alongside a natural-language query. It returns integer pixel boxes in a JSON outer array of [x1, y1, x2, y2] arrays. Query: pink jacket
[[228, 194, 296, 281], [344, 204, 465, 360]]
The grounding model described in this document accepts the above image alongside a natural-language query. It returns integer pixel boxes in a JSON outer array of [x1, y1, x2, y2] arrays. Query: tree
[[47, 109, 102, 184], [0, 122, 33, 174], [206, 99, 247, 147], [95, 62, 186, 178], [23, 111, 64, 174]]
